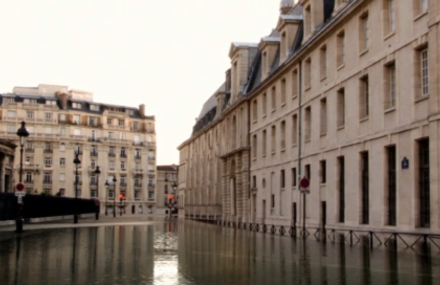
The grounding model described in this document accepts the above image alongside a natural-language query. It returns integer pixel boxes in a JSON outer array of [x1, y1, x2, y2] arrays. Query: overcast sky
[[0, 0, 282, 165]]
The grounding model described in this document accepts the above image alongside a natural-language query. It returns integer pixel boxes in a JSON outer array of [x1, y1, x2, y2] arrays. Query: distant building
[[156, 165, 179, 215], [0, 84, 157, 214]]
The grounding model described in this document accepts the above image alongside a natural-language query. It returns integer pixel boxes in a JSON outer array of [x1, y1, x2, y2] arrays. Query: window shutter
[[97, 117, 101, 127], [82, 116, 88, 126], [68, 114, 73, 123]]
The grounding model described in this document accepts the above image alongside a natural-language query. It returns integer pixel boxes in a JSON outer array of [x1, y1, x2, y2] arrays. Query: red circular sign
[[16, 183, 25, 192], [300, 177, 310, 189]]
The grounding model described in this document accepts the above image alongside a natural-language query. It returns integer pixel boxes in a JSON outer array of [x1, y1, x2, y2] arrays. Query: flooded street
[[0, 219, 439, 285]]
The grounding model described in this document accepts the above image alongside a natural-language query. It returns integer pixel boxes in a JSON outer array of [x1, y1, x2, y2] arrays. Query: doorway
[[321, 201, 327, 230], [262, 199, 266, 223], [4, 175, 10, 193], [292, 202, 297, 227]]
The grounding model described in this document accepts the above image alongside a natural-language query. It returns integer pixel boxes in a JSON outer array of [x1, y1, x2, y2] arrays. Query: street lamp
[[105, 181, 109, 215], [113, 177, 117, 218], [16, 121, 29, 233], [73, 145, 81, 224], [94, 166, 101, 220]]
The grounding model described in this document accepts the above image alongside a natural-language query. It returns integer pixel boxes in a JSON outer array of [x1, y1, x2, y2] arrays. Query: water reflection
[[0, 220, 439, 285]]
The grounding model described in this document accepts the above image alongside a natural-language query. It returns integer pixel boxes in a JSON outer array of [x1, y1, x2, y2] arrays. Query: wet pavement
[[0, 217, 439, 285]]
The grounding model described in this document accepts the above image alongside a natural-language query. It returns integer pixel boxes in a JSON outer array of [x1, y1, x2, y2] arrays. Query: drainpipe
[[297, 60, 304, 233], [247, 98, 251, 224]]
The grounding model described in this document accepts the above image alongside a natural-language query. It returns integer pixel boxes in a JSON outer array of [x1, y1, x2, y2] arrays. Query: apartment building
[[179, 0, 440, 234], [0, 84, 157, 214], [156, 165, 179, 215]]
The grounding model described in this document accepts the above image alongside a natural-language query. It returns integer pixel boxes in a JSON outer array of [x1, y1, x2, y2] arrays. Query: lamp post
[[16, 121, 29, 233], [105, 181, 109, 215], [73, 145, 81, 224], [113, 177, 117, 218], [94, 166, 101, 220]]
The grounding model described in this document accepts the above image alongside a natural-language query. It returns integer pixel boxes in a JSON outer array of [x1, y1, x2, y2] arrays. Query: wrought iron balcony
[[88, 137, 101, 142], [24, 179, 33, 184], [120, 153, 127, 158], [134, 183, 142, 188], [108, 153, 116, 157], [120, 182, 127, 187], [44, 149, 53, 154], [25, 148, 34, 153], [90, 151, 98, 157], [134, 155, 142, 160], [43, 180, 52, 185], [147, 184, 155, 190]]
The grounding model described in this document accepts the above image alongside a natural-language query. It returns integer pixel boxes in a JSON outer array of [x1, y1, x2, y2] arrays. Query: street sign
[[15, 182, 26, 198], [299, 177, 310, 189], [17, 196, 23, 204]]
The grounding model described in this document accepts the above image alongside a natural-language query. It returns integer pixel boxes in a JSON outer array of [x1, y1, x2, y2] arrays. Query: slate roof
[[157, 165, 179, 171], [189, 0, 352, 139], [0, 93, 152, 120]]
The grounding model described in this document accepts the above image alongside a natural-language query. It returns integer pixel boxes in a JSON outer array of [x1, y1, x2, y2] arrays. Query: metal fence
[[0, 193, 97, 221]]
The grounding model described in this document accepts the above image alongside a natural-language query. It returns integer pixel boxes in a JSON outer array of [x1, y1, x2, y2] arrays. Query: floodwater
[[0, 219, 439, 285]]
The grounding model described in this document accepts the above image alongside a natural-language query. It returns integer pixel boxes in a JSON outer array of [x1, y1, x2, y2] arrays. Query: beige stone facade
[[0, 139, 16, 193], [0, 84, 157, 214], [156, 165, 179, 215], [179, 0, 440, 234]]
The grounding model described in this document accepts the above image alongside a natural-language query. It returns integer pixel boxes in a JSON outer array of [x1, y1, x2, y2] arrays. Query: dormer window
[[45, 100, 56, 106], [90, 104, 99, 111], [72, 102, 82, 109], [129, 110, 134, 115], [24, 98, 37, 105]]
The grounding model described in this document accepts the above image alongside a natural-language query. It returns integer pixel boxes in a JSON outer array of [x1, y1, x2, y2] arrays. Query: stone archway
[[230, 159, 237, 216]]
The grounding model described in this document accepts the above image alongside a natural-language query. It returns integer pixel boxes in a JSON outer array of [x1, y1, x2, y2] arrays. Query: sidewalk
[[0, 214, 164, 233]]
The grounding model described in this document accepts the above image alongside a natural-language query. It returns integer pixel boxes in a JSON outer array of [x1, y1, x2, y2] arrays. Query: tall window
[[337, 31, 345, 67], [421, 48, 429, 96], [320, 160, 326, 184], [271, 126, 276, 154], [252, 99, 258, 122], [384, 62, 396, 109], [420, 0, 429, 13], [320, 45, 327, 79], [292, 69, 298, 98], [305, 58, 312, 88], [320, 98, 327, 135], [360, 13, 369, 51], [384, 0, 396, 35], [252, 135, 257, 159], [280, 170, 285, 188], [305, 5, 312, 35], [262, 130, 267, 156], [337, 89, 345, 128], [281, 79, 286, 105], [360, 76, 369, 119], [418, 139, 430, 228], [305, 107, 311, 141], [305, 164, 311, 179], [361, 152, 369, 224], [280, 121, 286, 150], [338, 156, 345, 223], [27, 111, 34, 119], [271, 86, 276, 111], [291, 168, 297, 187], [262, 93, 267, 115], [386, 146, 397, 226], [292, 114, 298, 146]]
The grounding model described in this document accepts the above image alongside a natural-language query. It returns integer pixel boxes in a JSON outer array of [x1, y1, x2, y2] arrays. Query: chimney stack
[[139, 104, 145, 117]]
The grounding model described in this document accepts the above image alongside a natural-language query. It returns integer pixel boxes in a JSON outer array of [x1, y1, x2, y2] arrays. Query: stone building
[[0, 84, 157, 214], [179, 0, 440, 234], [0, 139, 16, 193], [156, 165, 179, 215]]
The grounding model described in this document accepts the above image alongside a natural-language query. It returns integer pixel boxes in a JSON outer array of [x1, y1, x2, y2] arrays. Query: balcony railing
[[120, 153, 127, 158], [25, 148, 34, 153], [108, 153, 116, 157], [44, 149, 53, 154], [132, 169, 143, 175], [134, 155, 142, 160], [43, 180, 52, 185], [73, 181, 83, 185], [90, 151, 98, 157], [134, 183, 142, 188], [74, 150, 83, 155], [148, 184, 155, 190], [24, 179, 34, 184], [88, 137, 101, 142], [120, 182, 127, 187], [148, 156, 155, 162]]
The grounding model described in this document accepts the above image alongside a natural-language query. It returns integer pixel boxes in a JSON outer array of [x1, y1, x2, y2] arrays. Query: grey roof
[[0, 93, 149, 120], [289, 3, 303, 16], [196, 83, 225, 121]]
